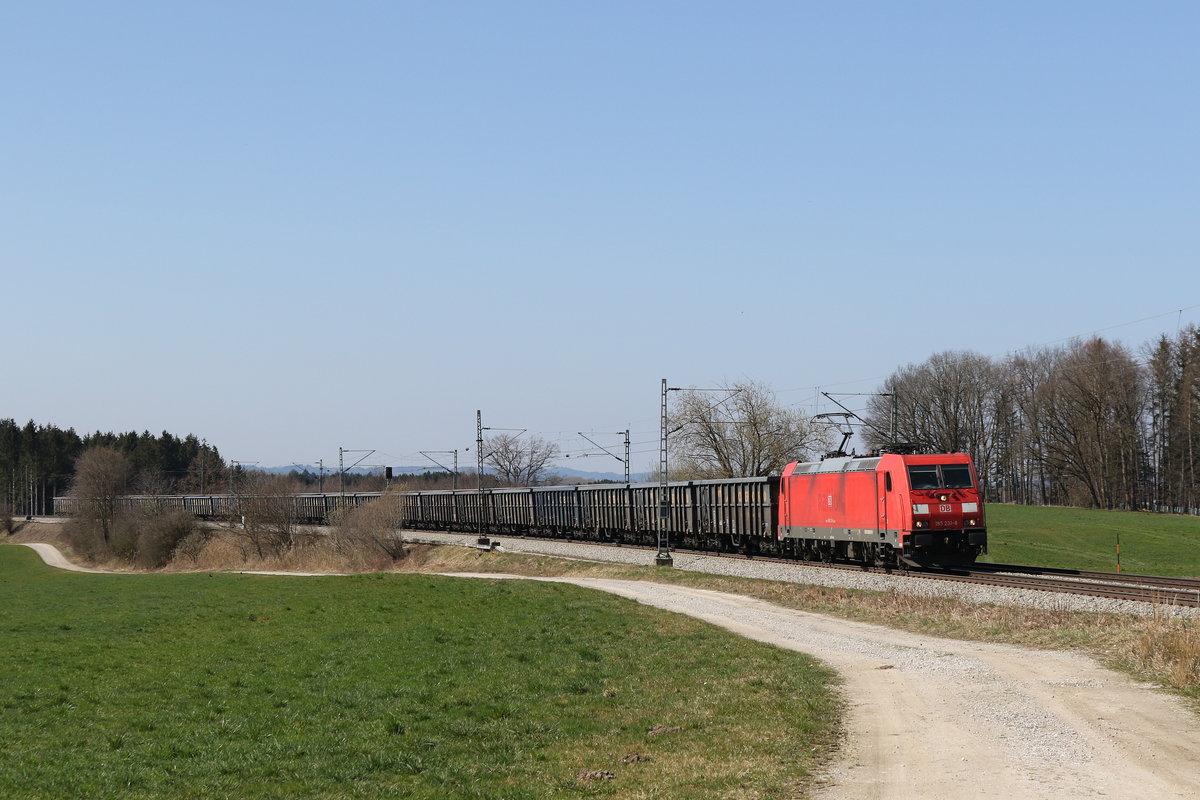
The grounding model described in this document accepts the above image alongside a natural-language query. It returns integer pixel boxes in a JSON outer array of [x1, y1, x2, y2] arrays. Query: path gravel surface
[[445, 571, 1200, 800], [18, 542, 110, 573]]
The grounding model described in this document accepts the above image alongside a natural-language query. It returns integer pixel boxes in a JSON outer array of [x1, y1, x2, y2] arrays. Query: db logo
[[939, 503, 952, 513], [827, 495, 833, 506]]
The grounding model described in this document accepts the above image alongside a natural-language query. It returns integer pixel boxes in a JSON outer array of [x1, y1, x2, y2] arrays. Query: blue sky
[[4, 1, 1197, 473]]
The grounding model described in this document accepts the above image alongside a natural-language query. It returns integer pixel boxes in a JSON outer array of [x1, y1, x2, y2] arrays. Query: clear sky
[[4, 1, 1197, 474]]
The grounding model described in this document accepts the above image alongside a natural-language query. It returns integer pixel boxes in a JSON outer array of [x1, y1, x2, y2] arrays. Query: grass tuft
[[1134, 610, 1200, 688]]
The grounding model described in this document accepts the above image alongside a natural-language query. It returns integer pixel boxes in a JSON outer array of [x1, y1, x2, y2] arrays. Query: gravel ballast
[[404, 530, 1200, 618]]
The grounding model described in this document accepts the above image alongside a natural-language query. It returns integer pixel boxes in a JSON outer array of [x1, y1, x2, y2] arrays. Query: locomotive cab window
[[907, 464, 974, 490], [907, 465, 940, 490], [941, 464, 974, 488]]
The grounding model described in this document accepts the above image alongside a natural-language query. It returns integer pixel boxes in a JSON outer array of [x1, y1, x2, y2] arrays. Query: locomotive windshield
[[941, 464, 974, 488], [908, 465, 940, 489], [907, 464, 974, 490]]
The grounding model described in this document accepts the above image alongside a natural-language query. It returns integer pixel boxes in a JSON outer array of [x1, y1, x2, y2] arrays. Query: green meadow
[[0, 546, 838, 799], [981, 504, 1200, 576]]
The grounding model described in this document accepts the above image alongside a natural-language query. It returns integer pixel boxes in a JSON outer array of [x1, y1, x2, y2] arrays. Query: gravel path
[[444, 571, 1200, 800], [17, 542, 110, 573], [404, 530, 1200, 618]]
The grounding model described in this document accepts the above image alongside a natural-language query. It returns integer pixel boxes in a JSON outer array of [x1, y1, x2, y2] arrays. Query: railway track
[[970, 560, 1200, 590], [958, 562, 1200, 608], [465, 532, 1200, 609], [766, 554, 1200, 608]]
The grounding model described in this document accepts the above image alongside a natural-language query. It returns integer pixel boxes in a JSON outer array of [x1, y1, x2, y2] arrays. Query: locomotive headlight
[[966, 519, 976, 526], [914, 520, 927, 528], [913, 504, 929, 515]]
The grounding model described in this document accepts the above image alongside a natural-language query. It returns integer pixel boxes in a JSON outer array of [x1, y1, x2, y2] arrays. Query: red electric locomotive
[[777, 452, 986, 567]]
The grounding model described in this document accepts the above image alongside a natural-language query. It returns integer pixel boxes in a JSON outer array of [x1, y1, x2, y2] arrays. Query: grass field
[[0, 545, 839, 800], [981, 504, 1200, 576]]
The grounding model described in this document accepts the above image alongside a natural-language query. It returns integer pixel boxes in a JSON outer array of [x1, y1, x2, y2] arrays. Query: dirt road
[[446, 573, 1200, 800], [17, 542, 110, 573]]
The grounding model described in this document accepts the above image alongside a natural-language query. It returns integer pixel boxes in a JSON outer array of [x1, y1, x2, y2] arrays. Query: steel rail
[[968, 561, 1200, 592], [911, 567, 1200, 608]]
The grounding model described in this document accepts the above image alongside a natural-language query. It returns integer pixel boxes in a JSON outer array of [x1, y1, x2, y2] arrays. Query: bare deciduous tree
[[1002, 349, 1058, 505], [231, 471, 302, 558], [483, 434, 560, 485], [867, 340, 1151, 510], [133, 467, 175, 496], [1036, 338, 1144, 509], [668, 381, 828, 478], [68, 447, 132, 549], [865, 351, 999, 461]]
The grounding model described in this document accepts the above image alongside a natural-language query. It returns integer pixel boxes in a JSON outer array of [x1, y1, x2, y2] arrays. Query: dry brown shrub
[[1134, 612, 1200, 689], [329, 494, 408, 564], [167, 525, 395, 574], [174, 530, 213, 565], [71, 508, 199, 568], [182, 530, 247, 571], [61, 516, 117, 563]]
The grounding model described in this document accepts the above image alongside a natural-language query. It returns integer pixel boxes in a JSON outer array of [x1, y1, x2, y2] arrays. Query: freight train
[[53, 452, 986, 567], [399, 451, 985, 566]]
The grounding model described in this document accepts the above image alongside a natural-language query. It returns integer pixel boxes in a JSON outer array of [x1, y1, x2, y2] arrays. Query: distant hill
[[545, 465, 652, 483]]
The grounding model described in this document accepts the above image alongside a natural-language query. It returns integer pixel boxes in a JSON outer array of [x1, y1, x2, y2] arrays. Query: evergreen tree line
[[0, 420, 224, 516], [863, 325, 1200, 513]]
